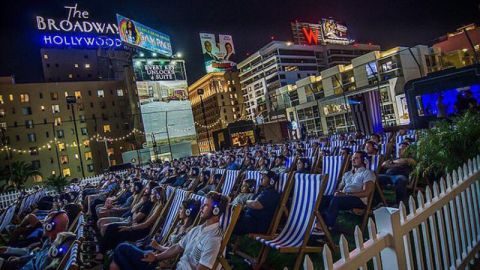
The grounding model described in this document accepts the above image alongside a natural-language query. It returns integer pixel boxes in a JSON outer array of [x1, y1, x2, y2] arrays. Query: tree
[[9, 161, 42, 190], [44, 174, 69, 193]]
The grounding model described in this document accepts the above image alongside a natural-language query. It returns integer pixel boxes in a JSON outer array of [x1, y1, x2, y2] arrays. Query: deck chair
[[61, 240, 80, 270], [244, 170, 263, 192], [159, 188, 190, 243], [322, 155, 348, 196], [212, 204, 243, 270], [0, 204, 16, 233], [189, 193, 207, 226], [216, 170, 240, 197], [147, 187, 175, 238], [254, 173, 329, 270]]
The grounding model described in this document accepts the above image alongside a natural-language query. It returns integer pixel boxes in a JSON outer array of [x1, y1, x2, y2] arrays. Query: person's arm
[[346, 181, 374, 198], [126, 205, 161, 231], [245, 194, 264, 210], [142, 244, 184, 262]]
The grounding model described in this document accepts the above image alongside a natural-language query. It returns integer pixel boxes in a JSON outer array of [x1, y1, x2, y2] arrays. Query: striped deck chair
[[379, 143, 387, 155], [213, 204, 243, 270], [306, 148, 314, 157], [166, 186, 175, 199], [322, 155, 348, 196], [215, 168, 226, 176], [0, 204, 16, 233], [244, 170, 263, 192], [218, 170, 240, 196], [160, 188, 190, 242], [60, 240, 80, 270], [255, 173, 329, 270]]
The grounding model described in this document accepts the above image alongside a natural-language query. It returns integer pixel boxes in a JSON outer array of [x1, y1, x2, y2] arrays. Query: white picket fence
[[320, 154, 480, 270]]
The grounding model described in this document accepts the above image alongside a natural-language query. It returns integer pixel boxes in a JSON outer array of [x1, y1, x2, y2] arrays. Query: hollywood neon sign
[[41, 34, 122, 48]]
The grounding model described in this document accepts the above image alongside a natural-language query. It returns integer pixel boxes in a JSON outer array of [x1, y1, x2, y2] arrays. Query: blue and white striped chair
[[367, 155, 382, 173], [255, 173, 328, 270], [0, 204, 16, 233], [165, 186, 175, 200], [322, 155, 347, 196], [379, 143, 387, 155], [219, 170, 240, 196], [62, 241, 80, 270], [213, 204, 243, 270], [160, 188, 190, 241], [276, 173, 289, 193], [189, 193, 206, 205], [244, 170, 263, 192]]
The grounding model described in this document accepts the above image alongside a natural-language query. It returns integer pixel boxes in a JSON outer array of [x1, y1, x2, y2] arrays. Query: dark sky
[[0, 0, 479, 84]]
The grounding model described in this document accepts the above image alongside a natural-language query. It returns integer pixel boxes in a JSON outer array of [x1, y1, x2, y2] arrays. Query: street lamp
[[197, 88, 212, 153], [66, 96, 85, 178]]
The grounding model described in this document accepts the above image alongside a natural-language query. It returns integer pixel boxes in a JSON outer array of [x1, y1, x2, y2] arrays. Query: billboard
[[199, 33, 237, 73], [134, 59, 187, 81], [117, 14, 172, 57], [321, 19, 353, 45]]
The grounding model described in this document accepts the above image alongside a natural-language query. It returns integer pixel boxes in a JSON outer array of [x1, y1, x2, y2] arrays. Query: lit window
[[25, 120, 34, 128], [85, 63, 91, 69], [103, 124, 111, 133], [81, 128, 88, 135], [40, 105, 45, 111], [74, 91, 82, 99], [9, 94, 13, 101], [64, 91, 69, 97], [68, 74, 73, 78], [27, 133, 36, 142], [54, 117, 62, 126], [85, 152, 92, 160], [97, 90, 104, 97], [52, 105, 60, 114], [0, 95, 3, 104], [62, 168, 71, 177], [58, 143, 65, 151], [56, 130, 64, 138], [51, 170, 56, 175], [75, 154, 79, 159], [0, 109, 4, 117], [43, 54, 48, 59], [33, 175, 43, 182], [116, 89, 124, 96], [74, 64, 79, 68], [83, 140, 90, 147], [108, 148, 114, 156], [50, 92, 58, 100]]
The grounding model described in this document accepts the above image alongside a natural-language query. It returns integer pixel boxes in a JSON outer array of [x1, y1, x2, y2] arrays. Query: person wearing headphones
[[314, 151, 375, 234], [43, 232, 76, 270], [364, 140, 379, 156], [231, 179, 256, 206], [0, 211, 69, 270], [110, 199, 201, 270], [141, 191, 229, 269], [233, 171, 281, 235]]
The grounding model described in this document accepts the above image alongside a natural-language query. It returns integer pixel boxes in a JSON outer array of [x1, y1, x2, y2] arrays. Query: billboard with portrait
[[199, 33, 237, 73], [321, 18, 354, 45], [117, 14, 172, 57]]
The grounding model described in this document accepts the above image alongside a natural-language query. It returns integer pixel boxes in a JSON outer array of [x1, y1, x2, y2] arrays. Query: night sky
[[0, 0, 478, 84]]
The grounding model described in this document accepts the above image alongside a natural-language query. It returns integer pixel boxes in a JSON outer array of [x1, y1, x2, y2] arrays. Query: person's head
[[211, 173, 222, 184], [204, 41, 212, 53], [225, 42, 233, 54], [364, 141, 379, 155], [399, 141, 410, 157], [122, 179, 131, 190], [202, 170, 211, 182], [241, 179, 256, 193], [43, 210, 69, 240], [274, 155, 285, 167], [296, 158, 310, 172], [201, 191, 229, 220], [62, 203, 82, 223], [370, 134, 381, 144], [351, 151, 368, 169], [151, 186, 165, 203], [132, 181, 143, 194], [46, 232, 76, 267], [180, 199, 201, 224], [190, 167, 200, 177], [340, 147, 351, 159], [261, 171, 278, 188]]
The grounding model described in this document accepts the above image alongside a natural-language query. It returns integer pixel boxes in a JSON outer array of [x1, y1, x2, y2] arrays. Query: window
[[74, 64, 79, 68], [20, 94, 29, 103], [74, 91, 82, 99], [79, 115, 86, 123], [30, 147, 39, 156], [27, 133, 36, 142], [43, 54, 48, 59], [83, 139, 90, 147], [85, 152, 92, 160], [0, 95, 3, 104], [54, 117, 62, 126], [97, 90, 104, 97], [31, 160, 41, 169], [40, 105, 45, 111], [46, 131, 49, 138], [64, 91, 69, 97], [103, 125, 111, 133], [85, 63, 91, 69], [81, 128, 88, 135], [16, 135, 20, 141], [25, 120, 34, 129], [50, 92, 58, 100], [62, 168, 71, 177], [22, 107, 32, 115], [68, 74, 73, 79], [51, 105, 60, 114], [0, 109, 4, 117], [58, 143, 65, 151], [56, 130, 64, 138], [88, 90, 92, 96], [39, 93, 43, 99], [108, 148, 114, 156], [116, 89, 124, 96], [87, 164, 94, 172], [61, 155, 69, 164], [8, 94, 13, 101]]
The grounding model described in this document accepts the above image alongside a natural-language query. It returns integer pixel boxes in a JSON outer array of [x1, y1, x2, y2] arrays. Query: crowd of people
[[0, 129, 419, 269]]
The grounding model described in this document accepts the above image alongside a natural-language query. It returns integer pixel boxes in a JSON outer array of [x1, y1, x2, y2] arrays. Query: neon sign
[[301, 27, 319, 45], [41, 34, 122, 48]]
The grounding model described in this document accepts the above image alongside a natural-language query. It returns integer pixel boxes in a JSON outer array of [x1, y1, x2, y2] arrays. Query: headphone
[[185, 202, 195, 217], [48, 234, 76, 258], [212, 200, 221, 216], [270, 177, 276, 186], [44, 211, 66, 232]]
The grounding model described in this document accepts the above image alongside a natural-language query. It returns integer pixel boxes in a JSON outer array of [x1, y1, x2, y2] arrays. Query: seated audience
[[231, 179, 256, 206]]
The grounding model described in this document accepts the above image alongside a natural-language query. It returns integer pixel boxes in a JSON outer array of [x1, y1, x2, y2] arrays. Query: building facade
[[188, 72, 244, 153], [0, 78, 139, 183], [238, 41, 379, 123], [284, 45, 430, 135]]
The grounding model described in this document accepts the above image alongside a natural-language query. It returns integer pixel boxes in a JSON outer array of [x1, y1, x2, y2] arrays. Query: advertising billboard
[[117, 14, 172, 57], [199, 33, 237, 73], [134, 59, 187, 82], [321, 18, 353, 45]]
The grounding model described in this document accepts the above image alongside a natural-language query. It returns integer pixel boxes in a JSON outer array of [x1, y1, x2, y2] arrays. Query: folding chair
[[147, 188, 175, 238], [159, 188, 190, 243], [322, 155, 348, 196], [244, 170, 263, 192], [254, 173, 329, 270], [213, 204, 243, 270], [57, 240, 80, 270], [216, 170, 240, 197]]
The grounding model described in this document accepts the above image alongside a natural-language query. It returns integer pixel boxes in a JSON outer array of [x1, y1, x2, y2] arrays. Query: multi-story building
[[284, 45, 430, 135], [426, 24, 480, 73], [238, 41, 379, 123], [188, 72, 244, 153], [41, 48, 131, 82], [0, 77, 139, 183]]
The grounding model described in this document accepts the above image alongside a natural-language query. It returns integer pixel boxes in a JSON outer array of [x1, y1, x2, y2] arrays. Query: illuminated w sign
[[302, 27, 319, 45]]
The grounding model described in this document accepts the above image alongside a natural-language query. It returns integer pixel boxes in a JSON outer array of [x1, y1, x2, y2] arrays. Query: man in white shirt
[[142, 191, 229, 270], [316, 151, 376, 230]]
